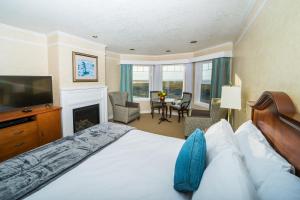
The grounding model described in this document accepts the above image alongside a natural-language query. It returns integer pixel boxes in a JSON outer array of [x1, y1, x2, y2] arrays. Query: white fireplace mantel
[[60, 85, 108, 137]]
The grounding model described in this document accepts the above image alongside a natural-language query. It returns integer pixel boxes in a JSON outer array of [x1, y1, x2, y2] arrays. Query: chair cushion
[[174, 129, 206, 192], [128, 107, 139, 117], [184, 117, 212, 137], [170, 104, 180, 110], [111, 93, 126, 106], [210, 98, 227, 123]]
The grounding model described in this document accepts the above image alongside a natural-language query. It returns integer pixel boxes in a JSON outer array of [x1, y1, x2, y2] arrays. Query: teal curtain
[[120, 64, 133, 101], [211, 57, 231, 98]]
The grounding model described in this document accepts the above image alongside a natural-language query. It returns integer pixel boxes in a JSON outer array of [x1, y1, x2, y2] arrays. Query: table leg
[[158, 103, 171, 124]]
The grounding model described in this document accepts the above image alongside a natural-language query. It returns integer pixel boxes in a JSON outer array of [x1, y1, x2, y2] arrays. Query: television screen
[[0, 76, 53, 112]]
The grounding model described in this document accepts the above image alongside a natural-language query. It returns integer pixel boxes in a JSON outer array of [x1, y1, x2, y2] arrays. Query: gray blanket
[[0, 122, 134, 200]]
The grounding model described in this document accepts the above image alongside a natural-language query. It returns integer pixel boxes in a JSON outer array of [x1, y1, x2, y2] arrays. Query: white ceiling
[[0, 0, 255, 55]]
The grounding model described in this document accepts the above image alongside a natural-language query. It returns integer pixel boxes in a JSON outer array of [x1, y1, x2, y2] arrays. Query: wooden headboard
[[250, 91, 300, 176]]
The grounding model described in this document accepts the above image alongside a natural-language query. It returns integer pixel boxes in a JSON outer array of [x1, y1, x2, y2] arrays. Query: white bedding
[[25, 130, 190, 200]]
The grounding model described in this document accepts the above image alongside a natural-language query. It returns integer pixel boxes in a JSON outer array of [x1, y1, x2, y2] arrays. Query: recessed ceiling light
[[166, 50, 171, 53], [190, 40, 198, 44], [130, 48, 135, 51], [92, 35, 98, 39]]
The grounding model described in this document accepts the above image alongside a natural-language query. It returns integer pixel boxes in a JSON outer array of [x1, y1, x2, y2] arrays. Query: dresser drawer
[[0, 121, 37, 143], [0, 135, 39, 161], [0, 121, 39, 161]]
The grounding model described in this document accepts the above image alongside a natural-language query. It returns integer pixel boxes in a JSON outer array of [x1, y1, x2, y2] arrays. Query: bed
[[25, 130, 190, 200], [0, 91, 300, 200]]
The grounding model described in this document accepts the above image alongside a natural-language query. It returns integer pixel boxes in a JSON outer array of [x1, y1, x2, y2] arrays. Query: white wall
[[105, 51, 121, 118], [0, 24, 107, 107], [47, 32, 106, 105], [0, 24, 48, 75], [233, 0, 300, 128]]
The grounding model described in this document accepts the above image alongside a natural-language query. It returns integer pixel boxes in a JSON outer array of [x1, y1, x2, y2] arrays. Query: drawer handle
[[14, 142, 25, 148], [14, 130, 24, 135]]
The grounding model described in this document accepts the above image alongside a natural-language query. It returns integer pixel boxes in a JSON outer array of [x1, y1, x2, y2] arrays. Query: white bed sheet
[[25, 130, 190, 200]]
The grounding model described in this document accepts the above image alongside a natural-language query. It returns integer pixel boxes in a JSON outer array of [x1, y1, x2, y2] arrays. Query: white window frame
[[194, 61, 212, 109], [161, 64, 185, 99], [132, 65, 153, 101]]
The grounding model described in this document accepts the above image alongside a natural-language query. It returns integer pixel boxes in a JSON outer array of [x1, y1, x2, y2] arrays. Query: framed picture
[[72, 51, 98, 82]]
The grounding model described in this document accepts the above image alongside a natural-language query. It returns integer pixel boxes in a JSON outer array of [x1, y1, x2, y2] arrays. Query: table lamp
[[220, 86, 241, 125]]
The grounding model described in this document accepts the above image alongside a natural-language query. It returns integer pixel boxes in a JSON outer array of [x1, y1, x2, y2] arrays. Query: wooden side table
[[153, 98, 175, 124], [158, 101, 171, 124]]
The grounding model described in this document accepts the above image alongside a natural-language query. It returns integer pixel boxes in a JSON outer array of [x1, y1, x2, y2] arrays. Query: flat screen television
[[0, 76, 53, 112]]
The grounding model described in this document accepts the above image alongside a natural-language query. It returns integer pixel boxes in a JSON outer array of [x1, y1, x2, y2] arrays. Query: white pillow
[[236, 120, 272, 147], [205, 119, 240, 164], [235, 120, 294, 189], [192, 150, 258, 200], [258, 171, 300, 200]]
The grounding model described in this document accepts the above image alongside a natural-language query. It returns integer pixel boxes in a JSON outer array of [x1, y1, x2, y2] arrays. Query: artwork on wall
[[72, 51, 98, 82]]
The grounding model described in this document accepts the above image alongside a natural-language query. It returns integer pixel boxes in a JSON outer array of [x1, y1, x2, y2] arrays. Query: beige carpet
[[129, 113, 185, 139]]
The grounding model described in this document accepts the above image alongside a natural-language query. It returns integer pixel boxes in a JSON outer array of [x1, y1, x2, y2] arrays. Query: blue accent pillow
[[174, 128, 206, 192]]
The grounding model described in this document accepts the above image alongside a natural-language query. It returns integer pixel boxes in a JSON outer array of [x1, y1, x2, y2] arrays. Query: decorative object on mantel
[[158, 91, 167, 102], [72, 51, 98, 82], [220, 85, 241, 125]]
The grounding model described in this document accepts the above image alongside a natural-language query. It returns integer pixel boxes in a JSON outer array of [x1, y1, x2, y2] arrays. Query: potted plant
[[158, 91, 167, 102]]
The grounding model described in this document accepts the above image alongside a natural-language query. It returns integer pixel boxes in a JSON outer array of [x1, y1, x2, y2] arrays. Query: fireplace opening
[[73, 104, 100, 133]]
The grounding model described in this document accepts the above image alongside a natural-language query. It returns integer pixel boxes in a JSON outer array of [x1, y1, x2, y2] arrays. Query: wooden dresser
[[0, 106, 62, 162]]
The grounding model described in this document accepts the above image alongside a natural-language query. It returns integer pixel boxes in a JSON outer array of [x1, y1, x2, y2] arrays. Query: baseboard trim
[[141, 110, 151, 114]]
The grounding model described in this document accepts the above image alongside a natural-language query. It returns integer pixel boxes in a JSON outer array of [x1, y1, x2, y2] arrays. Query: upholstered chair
[[150, 91, 163, 118], [109, 92, 140, 124], [184, 98, 227, 137], [169, 92, 192, 122]]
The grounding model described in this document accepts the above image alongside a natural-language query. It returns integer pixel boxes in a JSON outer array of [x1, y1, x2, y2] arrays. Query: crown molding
[[47, 31, 106, 48], [120, 51, 232, 65], [0, 36, 47, 47], [0, 23, 46, 38], [193, 42, 233, 54]]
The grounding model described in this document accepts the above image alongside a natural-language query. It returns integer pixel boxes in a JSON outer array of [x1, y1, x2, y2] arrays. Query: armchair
[[184, 98, 227, 137], [108, 92, 140, 124]]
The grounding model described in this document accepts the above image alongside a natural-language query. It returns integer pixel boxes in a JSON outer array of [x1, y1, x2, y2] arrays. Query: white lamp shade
[[220, 86, 241, 109]]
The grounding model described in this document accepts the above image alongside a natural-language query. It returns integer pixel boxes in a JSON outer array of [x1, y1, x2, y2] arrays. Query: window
[[200, 62, 212, 104], [132, 65, 151, 98], [194, 61, 212, 107], [162, 64, 184, 99]]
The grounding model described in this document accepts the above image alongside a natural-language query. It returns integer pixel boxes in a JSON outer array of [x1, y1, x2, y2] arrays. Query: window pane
[[162, 65, 184, 99], [200, 62, 212, 104], [132, 65, 150, 98], [133, 81, 149, 98], [200, 84, 211, 104]]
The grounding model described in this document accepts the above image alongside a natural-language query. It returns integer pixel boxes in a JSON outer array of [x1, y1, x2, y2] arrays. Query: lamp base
[[227, 108, 233, 126]]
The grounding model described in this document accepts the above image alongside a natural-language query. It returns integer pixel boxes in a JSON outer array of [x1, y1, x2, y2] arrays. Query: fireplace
[[73, 104, 100, 133]]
